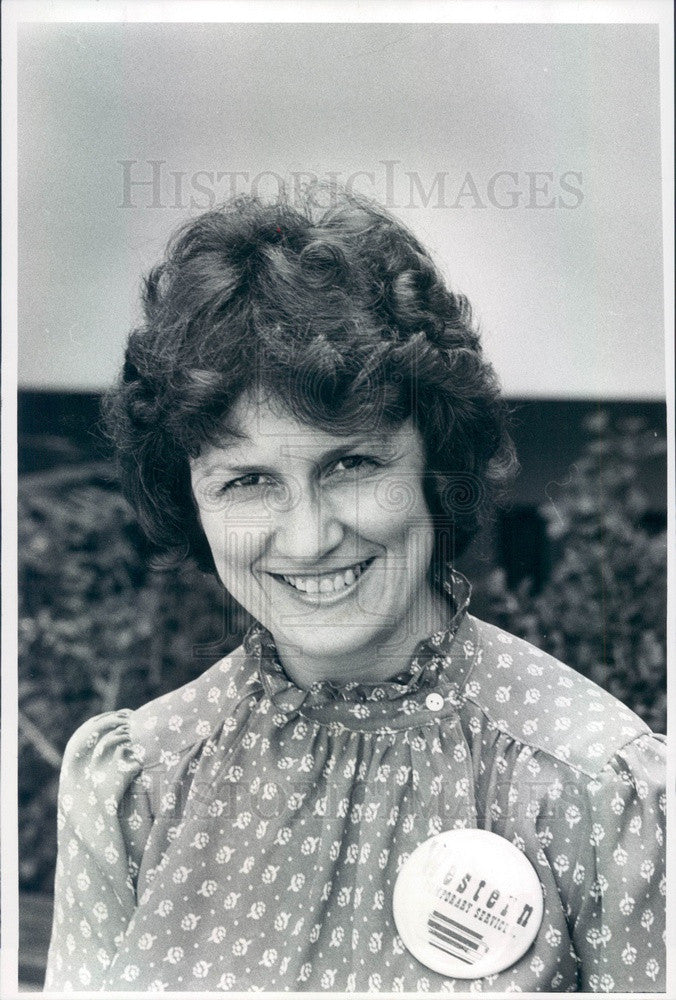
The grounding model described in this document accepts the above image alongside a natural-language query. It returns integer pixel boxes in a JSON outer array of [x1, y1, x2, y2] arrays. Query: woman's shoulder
[[61, 706, 137, 781], [127, 643, 262, 765], [463, 614, 662, 781], [63, 643, 261, 776]]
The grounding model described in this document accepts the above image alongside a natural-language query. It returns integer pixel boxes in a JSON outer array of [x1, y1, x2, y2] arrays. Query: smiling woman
[[44, 189, 665, 993], [191, 400, 445, 688]]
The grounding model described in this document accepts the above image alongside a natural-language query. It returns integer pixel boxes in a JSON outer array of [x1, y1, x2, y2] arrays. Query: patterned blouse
[[45, 595, 666, 993]]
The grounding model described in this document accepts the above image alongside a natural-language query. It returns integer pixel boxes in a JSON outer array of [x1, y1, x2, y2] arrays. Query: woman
[[45, 190, 665, 992]]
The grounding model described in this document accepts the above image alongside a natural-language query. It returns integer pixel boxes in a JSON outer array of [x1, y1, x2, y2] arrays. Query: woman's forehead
[[192, 394, 419, 470]]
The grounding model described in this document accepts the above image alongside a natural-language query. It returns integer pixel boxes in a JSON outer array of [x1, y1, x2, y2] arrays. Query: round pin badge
[[393, 829, 544, 979]]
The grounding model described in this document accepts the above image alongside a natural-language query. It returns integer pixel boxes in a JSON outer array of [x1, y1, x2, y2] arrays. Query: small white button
[[425, 693, 444, 711]]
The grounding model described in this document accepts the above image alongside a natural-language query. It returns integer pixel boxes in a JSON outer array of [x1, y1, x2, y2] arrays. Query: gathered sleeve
[[547, 733, 666, 992], [44, 710, 153, 992]]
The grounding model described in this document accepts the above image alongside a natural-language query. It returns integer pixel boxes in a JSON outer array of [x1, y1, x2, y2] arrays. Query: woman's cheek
[[347, 489, 400, 542], [202, 511, 270, 579], [353, 477, 433, 544]]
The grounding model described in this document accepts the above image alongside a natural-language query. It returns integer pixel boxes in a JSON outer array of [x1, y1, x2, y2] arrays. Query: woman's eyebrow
[[198, 436, 396, 477], [315, 437, 395, 464], [281, 435, 397, 468], [199, 459, 274, 477]]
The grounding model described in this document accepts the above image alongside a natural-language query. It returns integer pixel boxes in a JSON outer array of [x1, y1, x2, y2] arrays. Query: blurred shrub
[[482, 411, 667, 734], [18, 464, 249, 892]]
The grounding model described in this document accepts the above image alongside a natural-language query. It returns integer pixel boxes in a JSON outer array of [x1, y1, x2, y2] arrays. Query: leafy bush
[[18, 464, 249, 892], [481, 411, 667, 733]]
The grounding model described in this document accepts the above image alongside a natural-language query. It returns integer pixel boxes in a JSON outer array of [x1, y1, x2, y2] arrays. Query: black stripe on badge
[[427, 910, 488, 965]]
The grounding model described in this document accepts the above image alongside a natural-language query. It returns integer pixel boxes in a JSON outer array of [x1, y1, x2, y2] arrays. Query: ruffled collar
[[244, 570, 472, 720]]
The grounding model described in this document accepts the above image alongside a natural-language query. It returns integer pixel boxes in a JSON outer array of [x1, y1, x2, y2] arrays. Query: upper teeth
[[280, 560, 371, 594]]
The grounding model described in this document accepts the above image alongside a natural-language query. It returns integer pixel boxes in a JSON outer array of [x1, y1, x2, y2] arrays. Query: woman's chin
[[271, 621, 383, 664]]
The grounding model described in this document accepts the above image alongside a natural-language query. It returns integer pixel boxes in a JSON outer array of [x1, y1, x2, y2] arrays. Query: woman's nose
[[271, 489, 344, 563]]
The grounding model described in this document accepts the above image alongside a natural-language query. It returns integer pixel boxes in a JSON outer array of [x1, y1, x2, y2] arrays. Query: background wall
[[18, 22, 664, 398]]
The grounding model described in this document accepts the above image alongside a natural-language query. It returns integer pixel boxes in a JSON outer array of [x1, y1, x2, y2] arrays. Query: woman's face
[[190, 393, 443, 678]]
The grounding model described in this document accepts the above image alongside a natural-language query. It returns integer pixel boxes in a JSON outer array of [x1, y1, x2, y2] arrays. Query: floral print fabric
[[45, 608, 666, 992]]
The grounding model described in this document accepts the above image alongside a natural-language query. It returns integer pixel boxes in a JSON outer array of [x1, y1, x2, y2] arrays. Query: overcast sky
[[18, 22, 665, 398]]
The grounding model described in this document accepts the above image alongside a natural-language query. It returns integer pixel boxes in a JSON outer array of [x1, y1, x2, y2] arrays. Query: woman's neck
[[273, 586, 451, 690]]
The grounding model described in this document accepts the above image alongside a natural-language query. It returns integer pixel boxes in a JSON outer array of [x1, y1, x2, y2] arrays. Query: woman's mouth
[[268, 557, 375, 600]]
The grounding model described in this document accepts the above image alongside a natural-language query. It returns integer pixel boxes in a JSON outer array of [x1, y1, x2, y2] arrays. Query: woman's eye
[[327, 455, 380, 477], [222, 473, 273, 492]]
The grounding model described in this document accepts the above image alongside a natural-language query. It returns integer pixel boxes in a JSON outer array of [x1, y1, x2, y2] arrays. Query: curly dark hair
[[104, 188, 517, 576]]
